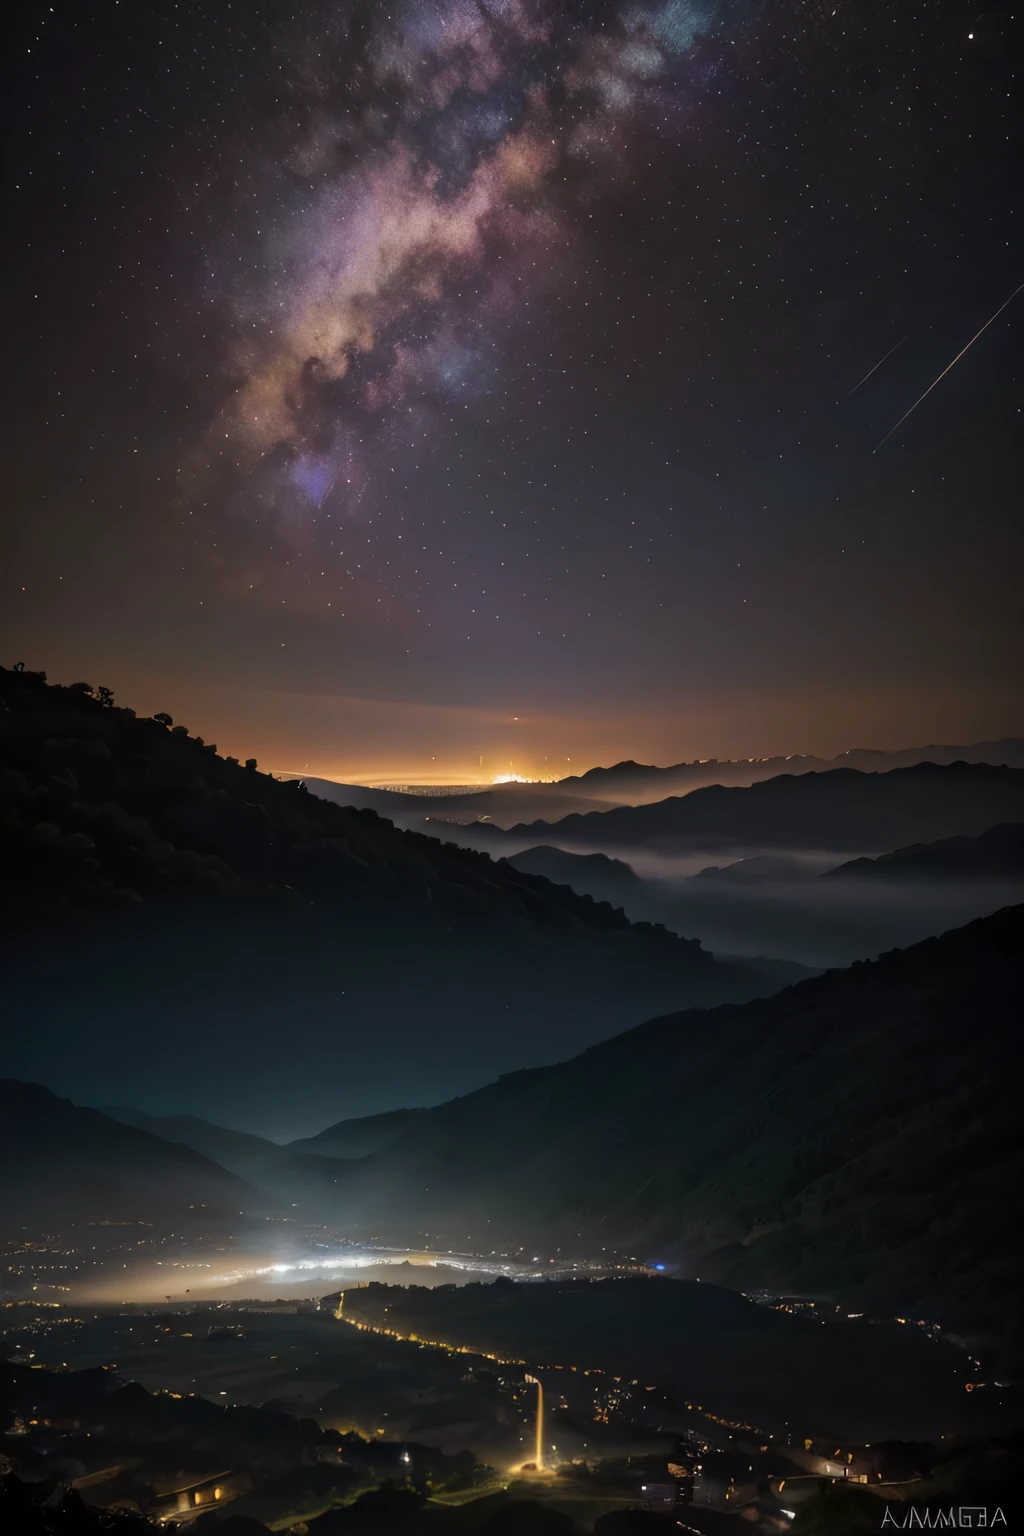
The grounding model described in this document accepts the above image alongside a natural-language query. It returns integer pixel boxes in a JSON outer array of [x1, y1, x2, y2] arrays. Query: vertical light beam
[[525, 1373, 544, 1469]]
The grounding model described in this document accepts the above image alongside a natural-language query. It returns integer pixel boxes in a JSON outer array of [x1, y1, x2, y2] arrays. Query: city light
[[491, 773, 555, 784]]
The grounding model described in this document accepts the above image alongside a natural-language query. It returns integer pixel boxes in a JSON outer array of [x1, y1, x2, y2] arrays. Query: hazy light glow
[[492, 773, 556, 784]]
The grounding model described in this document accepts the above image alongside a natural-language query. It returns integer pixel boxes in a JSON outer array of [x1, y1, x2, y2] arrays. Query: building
[[151, 1469, 252, 1519]]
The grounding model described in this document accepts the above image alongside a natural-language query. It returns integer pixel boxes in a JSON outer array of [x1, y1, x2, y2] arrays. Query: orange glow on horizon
[[26, 656, 1021, 792]]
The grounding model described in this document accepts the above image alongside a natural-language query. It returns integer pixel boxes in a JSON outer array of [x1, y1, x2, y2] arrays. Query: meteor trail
[[848, 335, 906, 396], [872, 280, 1024, 453]]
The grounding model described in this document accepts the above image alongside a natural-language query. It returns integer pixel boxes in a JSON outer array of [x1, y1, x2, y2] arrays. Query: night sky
[[5, 0, 1022, 784]]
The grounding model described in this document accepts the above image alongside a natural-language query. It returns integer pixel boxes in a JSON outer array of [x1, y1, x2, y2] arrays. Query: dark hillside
[[0, 1080, 260, 1227], [301, 907, 1024, 1358], [337, 1275, 972, 1441], [101, 1108, 280, 1176], [0, 666, 790, 1125]]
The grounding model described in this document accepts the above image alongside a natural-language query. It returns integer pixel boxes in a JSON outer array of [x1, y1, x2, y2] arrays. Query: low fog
[[76, 1240, 596, 1307], [442, 831, 1024, 968], [626, 867, 1024, 968]]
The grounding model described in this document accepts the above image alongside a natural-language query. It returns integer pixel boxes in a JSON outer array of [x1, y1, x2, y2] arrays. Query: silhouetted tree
[[96, 686, 115, 707], [152, 712, 173, 727], [245, 758, 258, 771]]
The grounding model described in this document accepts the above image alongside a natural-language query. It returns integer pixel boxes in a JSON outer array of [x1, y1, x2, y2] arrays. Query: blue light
[[654, 1263, 666, 1271]]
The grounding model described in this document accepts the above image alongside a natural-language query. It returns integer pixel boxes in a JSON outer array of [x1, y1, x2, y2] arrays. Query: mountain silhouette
[[505, 845, 640, 893], [292, 738, 1024, 828], [689, 853, 823, 883], [822, 822, 1024, 882], [278, 906, 1024, 1357], [101, 1107, 281, 1177], [484, 762, 1024, 853], [0, 1080, 261, 1227], [284, 1106, 429, 1160], [559, 739, 1024, 802]]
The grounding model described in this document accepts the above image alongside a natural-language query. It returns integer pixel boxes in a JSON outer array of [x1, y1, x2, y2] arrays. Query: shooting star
[[848, 335, 906, 396], [873, 279, 1024, 453]]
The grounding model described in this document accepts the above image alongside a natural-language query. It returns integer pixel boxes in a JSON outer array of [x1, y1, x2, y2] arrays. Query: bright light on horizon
[[492, 772, 555, 784]]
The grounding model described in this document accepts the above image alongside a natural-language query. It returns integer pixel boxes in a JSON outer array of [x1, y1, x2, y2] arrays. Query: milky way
[[203, 0, 756, 529], [6, 0, 1022, 774]]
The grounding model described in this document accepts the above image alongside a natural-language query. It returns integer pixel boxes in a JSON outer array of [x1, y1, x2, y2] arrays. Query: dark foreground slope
[[0, 666, 789, 1127], [0, 1080, 260, 1228], [490, 762, 1024, 853], [0, 665, 689, 940], [308, 908, 1024, 1356]]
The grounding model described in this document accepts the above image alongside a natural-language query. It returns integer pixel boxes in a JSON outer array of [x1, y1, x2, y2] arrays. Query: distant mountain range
[[495, 827, 1024, 968], [505, 818, 1024, 895], [691, 852, 827, 883], [823, 822, 1024, 882], [284, 1105, 429, 1162], [292, 738, 1024, 828], [101, 1107, 281, 1177], [0, 1080, 260, 1228], [505, 845, 642, 897], [476, 762, 1024, 854], [559, 738, 1024, 799], [2, 1087, 434, 1229], [101, 1104, 429, 1184], [293, 775, 615, 828]]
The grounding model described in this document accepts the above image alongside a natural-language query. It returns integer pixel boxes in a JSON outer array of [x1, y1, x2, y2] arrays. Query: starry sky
[[5, 0, 1022, 784]]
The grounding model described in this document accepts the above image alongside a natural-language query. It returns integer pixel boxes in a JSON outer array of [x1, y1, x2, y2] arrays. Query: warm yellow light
[[525, 1374, 545, 1470]]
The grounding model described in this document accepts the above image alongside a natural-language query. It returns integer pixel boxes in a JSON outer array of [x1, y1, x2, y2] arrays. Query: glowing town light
[[525, 1374, 544, 1470]]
